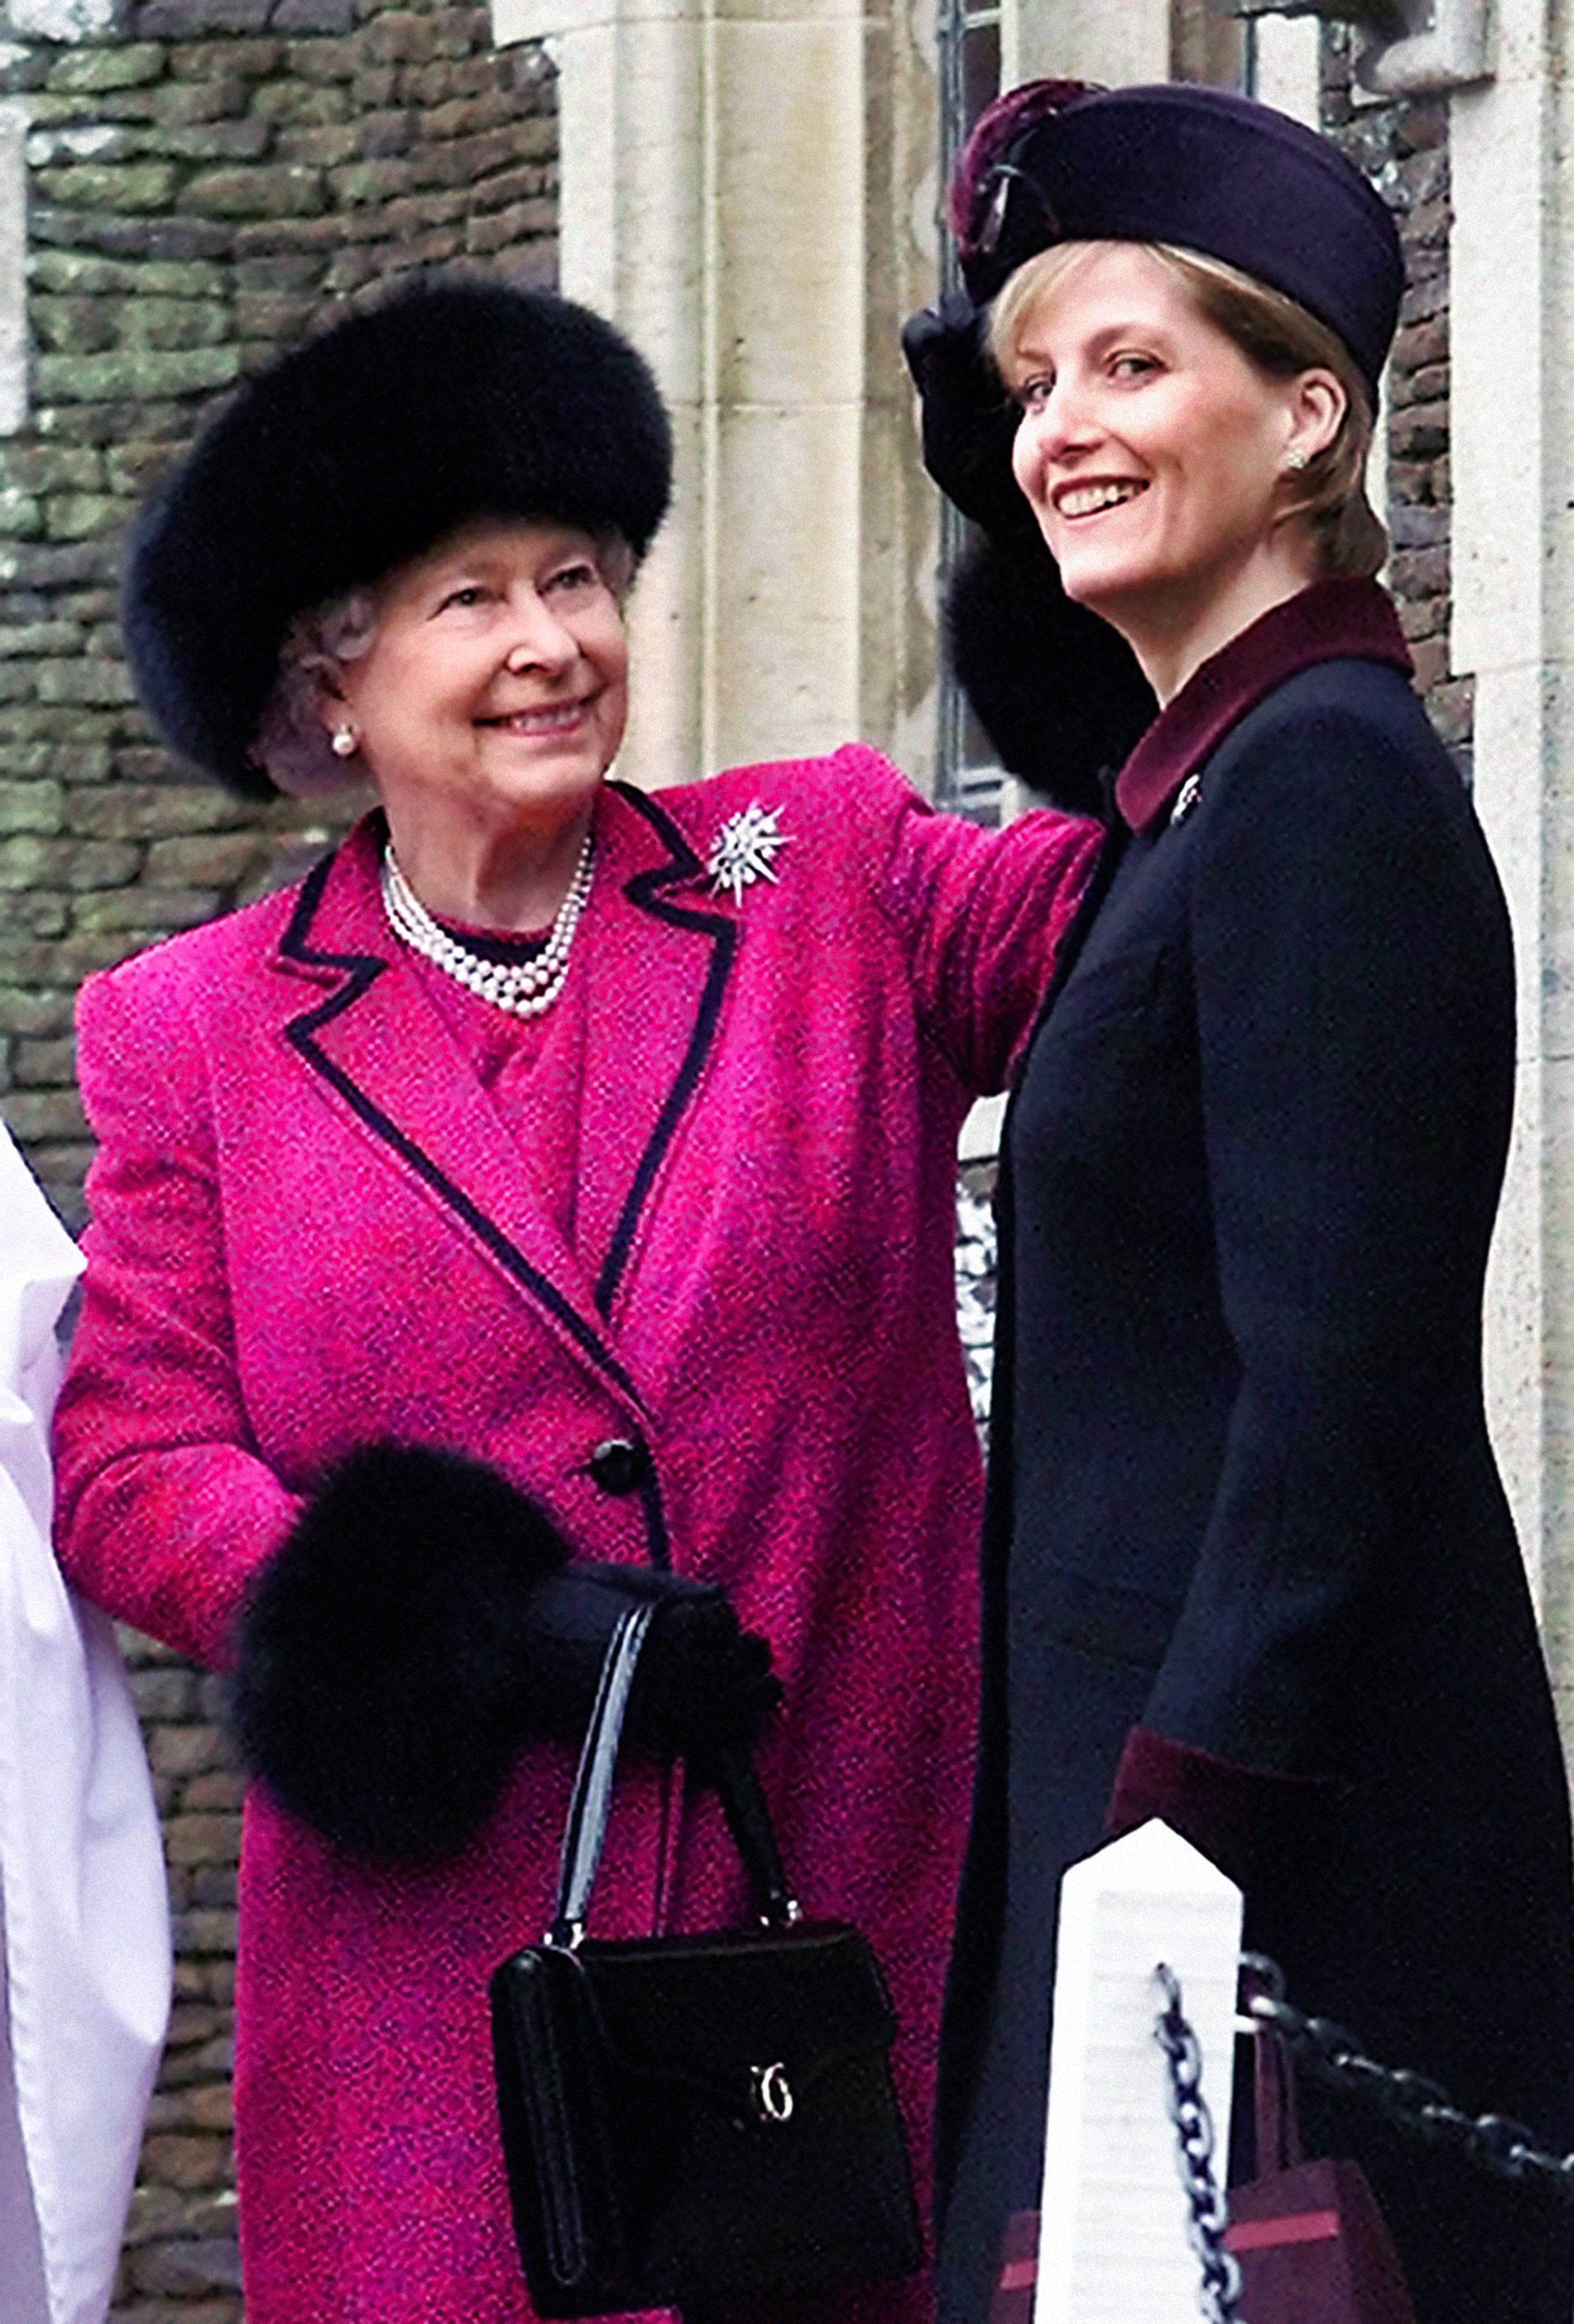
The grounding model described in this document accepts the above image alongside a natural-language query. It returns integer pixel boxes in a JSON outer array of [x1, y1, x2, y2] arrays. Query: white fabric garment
[[0, 1127, 169, 2324]]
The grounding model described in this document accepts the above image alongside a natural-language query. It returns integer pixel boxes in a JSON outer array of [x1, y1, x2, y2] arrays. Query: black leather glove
[[901, 290, 1031, 544], [520, 1560, 780, 1765], [232, 1442, 778, 1864]]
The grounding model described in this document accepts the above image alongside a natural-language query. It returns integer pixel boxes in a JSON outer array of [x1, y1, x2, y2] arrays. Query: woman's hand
[[902, 291, 1032, 543], [518, 1559, 782, 1766]]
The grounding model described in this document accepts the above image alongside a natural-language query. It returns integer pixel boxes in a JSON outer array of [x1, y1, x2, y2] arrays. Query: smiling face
[[1003, 242, 1339, 696], [322, 515, 630, 847]]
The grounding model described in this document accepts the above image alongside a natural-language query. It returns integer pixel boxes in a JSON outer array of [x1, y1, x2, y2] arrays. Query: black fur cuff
[[946, 536, 1155, 815], [231, 1442, 571, 1862]]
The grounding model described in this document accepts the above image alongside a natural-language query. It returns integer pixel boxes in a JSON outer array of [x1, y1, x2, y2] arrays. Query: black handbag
[[489, 1603, 923, 2316]]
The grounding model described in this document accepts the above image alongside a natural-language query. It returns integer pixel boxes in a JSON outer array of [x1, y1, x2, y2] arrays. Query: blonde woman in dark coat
[[906, 81, 1574, 2324]]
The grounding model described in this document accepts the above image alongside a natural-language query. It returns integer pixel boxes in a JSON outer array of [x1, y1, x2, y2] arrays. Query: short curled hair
[[250, 590, 379, 799], [990, 238, 1387, 580]]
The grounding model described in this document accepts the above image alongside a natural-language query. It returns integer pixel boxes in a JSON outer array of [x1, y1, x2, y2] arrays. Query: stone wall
[[0, 0, 557, 1235], [0, 4, 557, 2312], [1320, 28, 1471, 776]]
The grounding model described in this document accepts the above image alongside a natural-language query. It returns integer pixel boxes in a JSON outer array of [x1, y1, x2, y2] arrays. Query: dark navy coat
[[935, 586, 1574, 2324]]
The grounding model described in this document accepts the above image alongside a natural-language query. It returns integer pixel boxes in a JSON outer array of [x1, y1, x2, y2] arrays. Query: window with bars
[[933, 0, 1005, 816]]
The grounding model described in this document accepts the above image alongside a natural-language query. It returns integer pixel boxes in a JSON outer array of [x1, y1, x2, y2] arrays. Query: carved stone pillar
[[1451, 0, 1574, 1745], [1008, 0, 1167, 90], [491, 0, 939, 791]]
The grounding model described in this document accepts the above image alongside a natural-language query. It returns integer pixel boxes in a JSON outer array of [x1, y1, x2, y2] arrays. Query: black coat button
[[588, 1437, 651, 1496]]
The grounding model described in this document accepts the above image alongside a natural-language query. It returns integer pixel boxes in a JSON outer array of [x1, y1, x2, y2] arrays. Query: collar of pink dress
[[1113, 575, 1414, 834]]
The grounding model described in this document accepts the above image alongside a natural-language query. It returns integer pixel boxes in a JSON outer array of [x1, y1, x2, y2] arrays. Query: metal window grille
[[934, 0, 1005, 818], [1240, 17, 1261, 90]]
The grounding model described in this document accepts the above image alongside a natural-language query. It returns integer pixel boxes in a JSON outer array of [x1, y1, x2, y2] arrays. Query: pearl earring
[[331, 726, 358, 758], [1285, 449, 1309, 474]]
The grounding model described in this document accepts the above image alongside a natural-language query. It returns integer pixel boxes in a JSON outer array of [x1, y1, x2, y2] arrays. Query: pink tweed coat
[[53, 747, 1096, 2324]]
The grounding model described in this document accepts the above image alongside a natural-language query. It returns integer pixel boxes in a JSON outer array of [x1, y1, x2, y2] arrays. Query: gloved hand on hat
[[901, 288, 1155, 809], [901, 289, 1033, 546]]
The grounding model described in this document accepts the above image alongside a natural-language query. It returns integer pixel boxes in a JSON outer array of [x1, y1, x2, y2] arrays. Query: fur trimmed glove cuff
[[945, 537, 1155, 815], [231, 1443, 780, 1862]]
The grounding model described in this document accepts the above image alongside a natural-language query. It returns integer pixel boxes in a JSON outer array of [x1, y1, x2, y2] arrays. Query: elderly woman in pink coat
[[50, 277, 1099, 2324]]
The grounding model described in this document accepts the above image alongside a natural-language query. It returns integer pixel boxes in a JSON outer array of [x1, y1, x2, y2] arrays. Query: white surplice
[[0, 1127, 169, 2324]]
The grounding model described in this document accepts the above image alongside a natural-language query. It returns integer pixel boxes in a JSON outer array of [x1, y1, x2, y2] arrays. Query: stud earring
[[1284, 449, 1309, 474], [331, 726, 358, 758]]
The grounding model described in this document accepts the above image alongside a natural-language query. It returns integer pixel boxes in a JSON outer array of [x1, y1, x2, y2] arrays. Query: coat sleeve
[[837, 744, 1103, 1095], [52, 960, 304, 1672], [1120, 700, 1513, 1804]]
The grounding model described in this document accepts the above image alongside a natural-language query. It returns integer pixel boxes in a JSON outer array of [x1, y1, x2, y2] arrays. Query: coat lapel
[[267, 787, 740, 1401], [576, 781, 739, 1319], [271, 820, 645, 1413]]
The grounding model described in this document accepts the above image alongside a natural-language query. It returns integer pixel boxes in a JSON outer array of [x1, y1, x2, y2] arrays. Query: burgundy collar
[[1113, 577, 1413, 833]]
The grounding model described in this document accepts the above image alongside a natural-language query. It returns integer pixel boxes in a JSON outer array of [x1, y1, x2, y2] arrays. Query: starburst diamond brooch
[[707, 801, 791, 905]]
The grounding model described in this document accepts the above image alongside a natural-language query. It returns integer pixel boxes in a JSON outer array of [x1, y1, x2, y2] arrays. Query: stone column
[[492, 0, 938, 791], [1451, 0, 1574, 1738], [1008, 0, 1166, 90], [1252, 12, 1319, 125]]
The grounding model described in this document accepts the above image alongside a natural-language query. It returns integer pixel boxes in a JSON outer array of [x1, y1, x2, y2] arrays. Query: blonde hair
[[990, 239, 1387, 579]]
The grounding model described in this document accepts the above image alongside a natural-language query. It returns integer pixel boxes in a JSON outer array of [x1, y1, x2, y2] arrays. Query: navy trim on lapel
[[637, 1465, 673, 1571], [278, 851, 647, 1413], [594, 781, 739, 1319]]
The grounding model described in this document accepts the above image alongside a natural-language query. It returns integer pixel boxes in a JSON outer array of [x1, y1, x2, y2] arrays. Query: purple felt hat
[[952, 80, 1402, 403]]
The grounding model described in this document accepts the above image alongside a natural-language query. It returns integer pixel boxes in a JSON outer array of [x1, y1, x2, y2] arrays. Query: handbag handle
[[1254, 2022, 1304, 2175], [547, 1603, 802, 1948]]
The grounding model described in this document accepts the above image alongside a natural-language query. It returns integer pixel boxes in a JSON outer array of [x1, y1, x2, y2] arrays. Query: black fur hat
[[123, 276, 673, 798]]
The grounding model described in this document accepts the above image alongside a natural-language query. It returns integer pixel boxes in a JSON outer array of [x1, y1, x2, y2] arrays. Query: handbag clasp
[[749, 2062, 795, 2125]]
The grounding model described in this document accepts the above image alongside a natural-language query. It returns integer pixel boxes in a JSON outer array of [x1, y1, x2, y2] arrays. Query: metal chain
[[1154, 1963, 1245, 2323], [1240, 1952, 1574, 2205]]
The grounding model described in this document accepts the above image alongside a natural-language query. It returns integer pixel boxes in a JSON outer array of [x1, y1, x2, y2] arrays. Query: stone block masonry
[[1320, 28, 1471, 774], [0, 3, 556, 2314], [116, 1626, 246, 2322], [0, 0, 558, 1237]]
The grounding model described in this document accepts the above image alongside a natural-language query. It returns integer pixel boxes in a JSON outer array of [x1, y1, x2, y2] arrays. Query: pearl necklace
[[379, 833, 595, 1017]]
